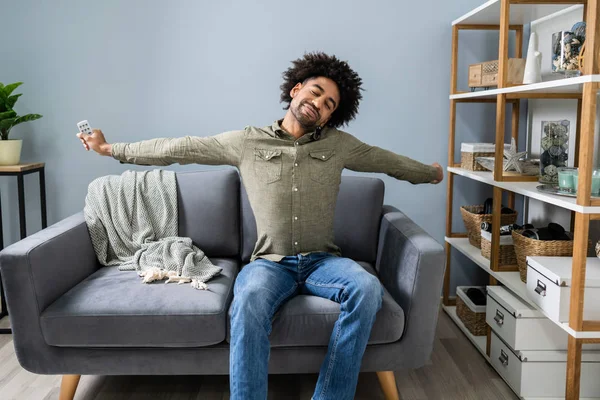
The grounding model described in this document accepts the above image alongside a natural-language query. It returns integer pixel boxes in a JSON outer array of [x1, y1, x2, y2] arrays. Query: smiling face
[[289, 76, 340, 131]]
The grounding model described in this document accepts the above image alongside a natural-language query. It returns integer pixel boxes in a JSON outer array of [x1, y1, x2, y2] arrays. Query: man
[[77, 51, 443, 400]]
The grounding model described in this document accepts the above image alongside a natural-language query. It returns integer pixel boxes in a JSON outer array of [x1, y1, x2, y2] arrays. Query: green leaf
[[0, 117, 16, 131], [12, 113, 43, 126], [0, 110, 17, 120], [6, 93, 21, 109], [3, 82, 23, 97]]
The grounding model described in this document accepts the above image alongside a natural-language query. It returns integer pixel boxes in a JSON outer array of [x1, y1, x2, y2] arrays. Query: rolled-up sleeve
[[111, 129, 246, 167], [341, 131, 437, 184]]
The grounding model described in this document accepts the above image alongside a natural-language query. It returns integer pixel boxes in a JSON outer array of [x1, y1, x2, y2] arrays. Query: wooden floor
[[0, 309, 518, 400]]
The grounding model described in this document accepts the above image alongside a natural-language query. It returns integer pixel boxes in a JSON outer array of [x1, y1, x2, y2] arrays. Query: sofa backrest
[[241, 175, 385, 263], [176, 169, 240, 257]]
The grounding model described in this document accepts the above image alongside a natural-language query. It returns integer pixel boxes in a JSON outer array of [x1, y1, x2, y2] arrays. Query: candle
[[572, 170, 600, 195], [557, 167, 577, 192]]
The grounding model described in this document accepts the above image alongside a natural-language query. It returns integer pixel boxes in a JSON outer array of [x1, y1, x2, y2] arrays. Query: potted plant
[[0, 82, 42, 165]]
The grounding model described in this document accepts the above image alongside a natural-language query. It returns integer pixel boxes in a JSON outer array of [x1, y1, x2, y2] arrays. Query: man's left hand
[[430, 163, 443, 184]]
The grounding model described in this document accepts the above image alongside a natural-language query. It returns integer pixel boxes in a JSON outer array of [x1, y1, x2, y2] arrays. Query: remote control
[[77, 120, 93, 135]]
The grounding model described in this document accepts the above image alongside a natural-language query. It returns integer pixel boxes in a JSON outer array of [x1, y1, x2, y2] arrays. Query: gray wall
[[2, 0, 502, 292]]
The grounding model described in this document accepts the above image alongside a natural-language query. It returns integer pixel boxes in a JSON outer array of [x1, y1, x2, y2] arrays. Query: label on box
[[481, 230, 514, 245], [461, 143, 511, 153]]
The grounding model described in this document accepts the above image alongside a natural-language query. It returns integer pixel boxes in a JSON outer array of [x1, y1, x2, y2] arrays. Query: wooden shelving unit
[[444, 1, 600, 399]]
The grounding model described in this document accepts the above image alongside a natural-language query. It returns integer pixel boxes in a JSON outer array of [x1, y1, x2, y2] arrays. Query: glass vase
[[540, 120, 569, 184], [551, 31, 582, 77]]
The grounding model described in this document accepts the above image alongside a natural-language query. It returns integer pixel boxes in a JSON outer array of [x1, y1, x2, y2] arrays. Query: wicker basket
[[456, 286, 487, 336], [512, 230, 575, 283], [460, 143, 511, 171], [461, 151, 495, 171], [481, 230, 517, 266], [460, 205, 518, 249]]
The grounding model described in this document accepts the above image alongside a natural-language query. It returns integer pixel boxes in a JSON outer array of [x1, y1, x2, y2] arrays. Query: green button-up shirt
[[111, 120, 437, 262]]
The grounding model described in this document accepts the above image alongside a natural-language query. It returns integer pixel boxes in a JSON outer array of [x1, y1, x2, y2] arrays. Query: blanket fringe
[[138, 267, 208, 290]]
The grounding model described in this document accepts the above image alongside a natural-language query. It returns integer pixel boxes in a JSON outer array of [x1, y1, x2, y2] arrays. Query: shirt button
[[322, 156, 325, 159], [294, 163, 298, 167], [294, 142, 298, 146], [294, 216, 298, 220], [294, 242, 298, 246], [294, 187, 298, 192]]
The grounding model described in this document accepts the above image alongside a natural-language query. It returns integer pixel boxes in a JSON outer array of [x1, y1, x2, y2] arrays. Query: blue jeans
[[229, 252, 384, 400]]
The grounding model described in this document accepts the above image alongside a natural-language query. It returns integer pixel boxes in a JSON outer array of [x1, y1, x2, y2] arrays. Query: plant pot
[[0, 139, 23, 165]]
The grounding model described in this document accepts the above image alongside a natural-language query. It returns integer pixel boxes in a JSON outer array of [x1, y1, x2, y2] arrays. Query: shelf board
[[450, 75, 600, 101], [550, 314, 600, 339], [447, 237, 600, 339], [445, 237, 537, 307], [452, 0, 581, 26], [442, 305, 488, 358], [448, 167, 600, 214]]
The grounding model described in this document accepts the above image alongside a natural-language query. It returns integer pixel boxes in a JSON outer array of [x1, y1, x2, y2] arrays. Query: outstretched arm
[[341, 131, 443, 184], [77, 128, 246, 167]]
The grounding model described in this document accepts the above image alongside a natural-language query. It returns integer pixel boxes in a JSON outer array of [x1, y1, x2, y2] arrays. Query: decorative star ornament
[[503, 138, 527, 173]]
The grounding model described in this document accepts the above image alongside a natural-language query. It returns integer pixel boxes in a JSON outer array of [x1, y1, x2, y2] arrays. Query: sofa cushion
[[226, 261, 404, 347], [177, 169, 240, 257], [241, 176, 384, 263], [40, 257, 239, 347], [333, 177, 384, 263]]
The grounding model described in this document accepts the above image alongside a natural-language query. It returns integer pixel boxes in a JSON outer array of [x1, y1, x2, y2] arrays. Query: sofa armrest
[[375, 205, 446, 366], [0, 211, 99, 345]]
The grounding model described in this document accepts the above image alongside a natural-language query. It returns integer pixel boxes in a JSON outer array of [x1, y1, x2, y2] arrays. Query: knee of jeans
[[231, 286, 256, 309], [353, 275, 384, 310]]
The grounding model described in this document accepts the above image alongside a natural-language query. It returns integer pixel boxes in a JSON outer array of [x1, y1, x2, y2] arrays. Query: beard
[[291, 100, 320, 130]]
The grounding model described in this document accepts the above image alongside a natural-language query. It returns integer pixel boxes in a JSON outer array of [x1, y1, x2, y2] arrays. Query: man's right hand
[[430, 162, 444, 184], [77, 129, 112, 156]]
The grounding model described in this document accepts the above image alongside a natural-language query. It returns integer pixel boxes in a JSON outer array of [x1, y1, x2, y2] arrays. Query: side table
[[0, 163, 47, 335]]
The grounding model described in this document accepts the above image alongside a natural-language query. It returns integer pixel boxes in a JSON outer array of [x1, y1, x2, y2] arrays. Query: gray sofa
[[0, 169, 445, 400]]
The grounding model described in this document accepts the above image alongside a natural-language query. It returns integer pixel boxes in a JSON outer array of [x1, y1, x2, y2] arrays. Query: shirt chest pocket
[[254, 148, 283, 184], [309, 149, 337, 184]]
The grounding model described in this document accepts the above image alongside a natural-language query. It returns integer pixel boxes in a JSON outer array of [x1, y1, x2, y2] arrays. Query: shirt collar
[[269, 119, 324, 141]]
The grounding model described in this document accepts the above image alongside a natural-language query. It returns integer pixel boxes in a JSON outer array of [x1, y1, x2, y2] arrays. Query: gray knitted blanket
[[83, 169, 222, 290]]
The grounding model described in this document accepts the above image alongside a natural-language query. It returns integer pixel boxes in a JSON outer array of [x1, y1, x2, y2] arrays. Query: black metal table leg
[[0, 277, 9, 334], [0, 188, 9, 334], [17, 173, 26, 239], [0, 166, 48, 335], [39, 167, 47, 229]]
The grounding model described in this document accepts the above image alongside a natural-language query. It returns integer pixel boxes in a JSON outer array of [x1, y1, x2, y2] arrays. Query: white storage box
[[460, 143, 510, 171], [460, 143, 511, 153], [526, 256, 600, 323], [487, 286, 567, 351], [490, 331, 600, 398], [460, 143, 511, 171], [487, 286, 600, 352]]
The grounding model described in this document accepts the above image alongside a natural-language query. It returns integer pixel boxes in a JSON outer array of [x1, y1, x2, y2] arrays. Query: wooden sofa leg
[[376, 371, 401, 400], [59, 375, 81, 400]]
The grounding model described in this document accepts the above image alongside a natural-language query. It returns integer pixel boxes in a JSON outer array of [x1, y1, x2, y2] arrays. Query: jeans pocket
[[309, 149, 337, 184], [254, 148, 283, 184]]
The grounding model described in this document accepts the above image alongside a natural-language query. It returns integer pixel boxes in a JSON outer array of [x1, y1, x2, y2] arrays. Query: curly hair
[[280, 52, 364, 129]]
